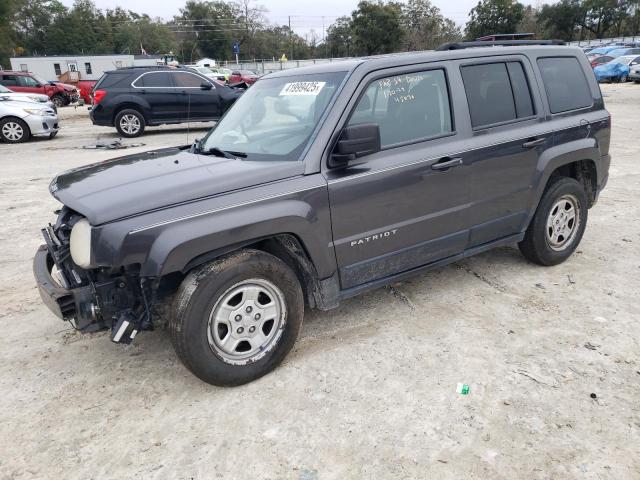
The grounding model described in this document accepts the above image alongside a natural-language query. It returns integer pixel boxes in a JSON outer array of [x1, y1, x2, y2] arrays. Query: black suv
[[35, 42, 610, 386], [89, 66, 243, 137]]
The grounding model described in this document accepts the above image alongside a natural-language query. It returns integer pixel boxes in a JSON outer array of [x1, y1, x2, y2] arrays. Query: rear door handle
[[431, 157, 463, 171], [522, 137, 546, 148]]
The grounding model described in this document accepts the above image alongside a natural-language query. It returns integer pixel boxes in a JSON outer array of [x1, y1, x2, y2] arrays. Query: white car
[[0, 98, 59, 143], [0, 84, 56, 111]]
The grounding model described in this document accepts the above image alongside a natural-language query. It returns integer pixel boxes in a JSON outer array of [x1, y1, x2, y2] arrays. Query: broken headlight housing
[[70, 218, 92, 268]]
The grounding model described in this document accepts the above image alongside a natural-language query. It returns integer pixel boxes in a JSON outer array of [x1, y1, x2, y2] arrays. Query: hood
[[53, 82, 77, 91], [0, 92, 49, 103], [50, 146, 306, 225]]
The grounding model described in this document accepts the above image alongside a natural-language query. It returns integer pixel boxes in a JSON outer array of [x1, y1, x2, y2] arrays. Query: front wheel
[[0, 118, 30, 143], [51, 94, 66, 108], [170, 250, 304, 386], [620, 74, 628, 83], [115, 109, 145, 137], [519, 177, 588, 266]]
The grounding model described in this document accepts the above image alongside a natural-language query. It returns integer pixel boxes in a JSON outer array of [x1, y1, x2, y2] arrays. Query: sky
[[60, 0, 538, 38]]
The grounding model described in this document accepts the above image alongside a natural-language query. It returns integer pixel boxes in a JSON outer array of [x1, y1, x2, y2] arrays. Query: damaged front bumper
[[34, 221, 154, 343]]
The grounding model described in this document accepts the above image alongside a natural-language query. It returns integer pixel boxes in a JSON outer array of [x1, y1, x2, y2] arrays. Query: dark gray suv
[[34, 42, 611, 386]]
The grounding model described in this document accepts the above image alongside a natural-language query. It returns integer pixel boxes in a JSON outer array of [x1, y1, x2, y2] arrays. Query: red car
[[590, 55, 614, 68], [229, 69, 259, 85], [0, 71, 79, 107]]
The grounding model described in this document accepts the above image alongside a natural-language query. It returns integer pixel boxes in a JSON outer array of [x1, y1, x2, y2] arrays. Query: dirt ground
[[0, 84, 639, 480]]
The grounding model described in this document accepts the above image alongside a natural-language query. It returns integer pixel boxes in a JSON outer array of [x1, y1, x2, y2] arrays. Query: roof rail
[[436, 40, 566, 51]]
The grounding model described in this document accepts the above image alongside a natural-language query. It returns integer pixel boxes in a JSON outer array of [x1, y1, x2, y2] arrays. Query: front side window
[[134, 72, 172, 88], [173, 72, 208, 88], [18, 75, 40, 87], [537, 57, 592, 114], [461, 61, 535, 128], [203, 72, 346, 161], [348, 69, 453, 147]]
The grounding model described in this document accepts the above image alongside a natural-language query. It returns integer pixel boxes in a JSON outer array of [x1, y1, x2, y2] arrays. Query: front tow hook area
[[110, 310, 140, 344]]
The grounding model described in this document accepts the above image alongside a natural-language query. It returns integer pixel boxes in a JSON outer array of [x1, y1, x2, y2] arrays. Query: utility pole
[[322, 16, 326, 58], [288, 16, 293, 60]]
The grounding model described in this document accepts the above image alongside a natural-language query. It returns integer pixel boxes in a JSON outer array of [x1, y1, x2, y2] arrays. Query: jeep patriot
[[34, 41, 611, 386]]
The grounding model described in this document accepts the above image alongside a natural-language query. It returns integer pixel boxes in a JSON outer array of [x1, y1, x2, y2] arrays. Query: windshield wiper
[[203, 146, 247, 159]]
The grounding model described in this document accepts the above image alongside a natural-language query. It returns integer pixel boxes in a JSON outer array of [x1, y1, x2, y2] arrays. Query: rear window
[[461, 61, 535, 128], [537, 57, 593, 114]]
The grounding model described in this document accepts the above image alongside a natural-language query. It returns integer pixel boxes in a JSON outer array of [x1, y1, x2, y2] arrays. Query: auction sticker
[[279, 81, 326, 96]]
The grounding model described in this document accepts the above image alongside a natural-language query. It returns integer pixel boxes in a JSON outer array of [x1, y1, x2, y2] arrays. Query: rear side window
[[348, 69, 453, 147], [537, 57, 593, 114], [461, 61, 534, 128], [133, 72, 172, 88]]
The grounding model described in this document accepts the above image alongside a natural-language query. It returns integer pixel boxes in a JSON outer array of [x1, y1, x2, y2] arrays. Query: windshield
[[202, 71, 346, 161], [32, 74, 48, 84]]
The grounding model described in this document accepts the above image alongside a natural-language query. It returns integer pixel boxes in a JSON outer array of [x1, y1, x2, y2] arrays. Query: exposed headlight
[[70, 218, 92, 268], [23, 108, 48, 116]]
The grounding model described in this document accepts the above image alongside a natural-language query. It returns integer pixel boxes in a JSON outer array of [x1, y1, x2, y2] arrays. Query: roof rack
[[436, 40, 566, 51]]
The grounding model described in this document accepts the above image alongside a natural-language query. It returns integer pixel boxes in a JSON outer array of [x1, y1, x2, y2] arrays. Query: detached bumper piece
[[111, 311, 139, 345]]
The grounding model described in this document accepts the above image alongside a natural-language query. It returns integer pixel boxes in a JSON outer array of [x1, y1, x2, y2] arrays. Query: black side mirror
[[201, 82, 213, 90], [330, 123, 381, 168]]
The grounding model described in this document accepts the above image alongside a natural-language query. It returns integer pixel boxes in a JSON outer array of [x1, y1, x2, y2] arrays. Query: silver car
[[0, 84, 56, 111], [630, 64, 640, 82], [0, 98, 59, 143]]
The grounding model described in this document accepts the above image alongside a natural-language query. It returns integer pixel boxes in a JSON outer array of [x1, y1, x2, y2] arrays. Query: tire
[[115, 108, 145, 137], [49, 131, 58, 139], [51, 94, 66, 108], [170, 249, 304, 386], [519, 177, 588, 266], [0, 117, 30, 143], [620, 74, 628, 83]]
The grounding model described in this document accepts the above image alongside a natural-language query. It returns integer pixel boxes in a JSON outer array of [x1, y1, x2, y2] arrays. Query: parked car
[[0, 71, 79, 107], [76, 80, 98, 105], [594, 55, 640, 82], [188, 65, 220, 80], [0, 98, 59, 143], [586, 46, 622, 59], [629, 63, 640, 82], [0, 84, 56, 110], [34, 41, 610, 386], [89, 66, 244, 137], [605, 47, 640, 58], [229, 69, 259, 85], [590, 55, 613, 68]]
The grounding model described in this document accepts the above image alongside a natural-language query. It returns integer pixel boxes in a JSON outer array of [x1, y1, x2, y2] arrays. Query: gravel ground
[[0, 84, 639, 480]]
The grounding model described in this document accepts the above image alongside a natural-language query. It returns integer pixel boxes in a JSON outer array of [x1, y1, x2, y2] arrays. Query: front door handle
[[522, 137, 546, 148], [431, 157, 463, 171]]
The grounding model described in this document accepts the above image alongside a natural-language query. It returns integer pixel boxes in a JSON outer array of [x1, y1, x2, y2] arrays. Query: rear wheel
[[115, 109, 145, 137], [519, 177, 588, 266], [620, 74, 628, 83], [170, 250, 304, 386], [0, 118, 30, 143]]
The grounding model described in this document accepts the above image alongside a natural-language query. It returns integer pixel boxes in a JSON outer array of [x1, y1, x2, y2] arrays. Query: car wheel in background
[[115, 109, 146, 138], [620, 74, 628, 83], [49, 131, 58, 139], [51, 95, 66, 108], [519, 177, 588, 266], [0, 118, 30, 143], [170, 249, 304, 386]]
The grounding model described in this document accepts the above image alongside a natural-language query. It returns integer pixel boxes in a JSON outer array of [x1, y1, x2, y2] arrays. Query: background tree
[[465, 0, 526, 39], [350, 1, 404, 55], [537, 0, 582, 40], [326, 16, 353, 57], [402, 0, 462, 50]]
